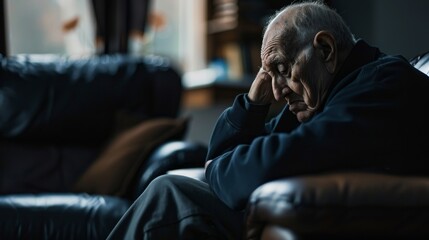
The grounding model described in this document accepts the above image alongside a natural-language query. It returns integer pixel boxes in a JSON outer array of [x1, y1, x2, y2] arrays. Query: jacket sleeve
[[205, 94, 300, 209], [206, 94, 272, 161]]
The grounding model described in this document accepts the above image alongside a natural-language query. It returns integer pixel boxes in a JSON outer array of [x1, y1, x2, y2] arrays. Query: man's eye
[[277, 64, 290, 76]]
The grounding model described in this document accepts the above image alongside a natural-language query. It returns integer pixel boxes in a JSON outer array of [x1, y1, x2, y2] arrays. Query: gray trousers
[[107, 175, 245, 240]]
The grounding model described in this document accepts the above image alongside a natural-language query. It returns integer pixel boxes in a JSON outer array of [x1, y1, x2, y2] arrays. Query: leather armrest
[[0, 193, 129, 239], [246, 172, 429, 239], [131, 141, 207, 199]]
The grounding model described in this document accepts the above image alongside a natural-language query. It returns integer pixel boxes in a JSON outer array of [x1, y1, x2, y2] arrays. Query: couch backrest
[[0, 54, 182, 145], [0, 54, 183, 194]]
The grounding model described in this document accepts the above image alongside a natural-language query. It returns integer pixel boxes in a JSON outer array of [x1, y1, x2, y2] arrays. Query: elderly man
[[107, 1, 429, 239]]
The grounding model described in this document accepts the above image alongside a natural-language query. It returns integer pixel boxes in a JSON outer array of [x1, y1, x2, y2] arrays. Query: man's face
[[261, 22, 331, 122]]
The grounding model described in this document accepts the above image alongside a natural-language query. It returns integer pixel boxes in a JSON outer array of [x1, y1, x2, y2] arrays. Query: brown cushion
[[72, 117, 189, 197]]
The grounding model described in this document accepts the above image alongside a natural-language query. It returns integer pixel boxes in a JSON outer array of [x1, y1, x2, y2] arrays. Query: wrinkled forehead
[[262, 14, 300, 61]]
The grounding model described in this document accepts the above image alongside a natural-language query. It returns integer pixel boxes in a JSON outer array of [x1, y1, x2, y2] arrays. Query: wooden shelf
[[183, 80, 251, 108]]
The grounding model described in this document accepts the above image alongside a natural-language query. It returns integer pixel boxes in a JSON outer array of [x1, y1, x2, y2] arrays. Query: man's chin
[[296, 111, 313, 122]]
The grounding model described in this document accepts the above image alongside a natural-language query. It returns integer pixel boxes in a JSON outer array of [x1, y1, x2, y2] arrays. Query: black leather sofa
[[0, 54, 207, 239]]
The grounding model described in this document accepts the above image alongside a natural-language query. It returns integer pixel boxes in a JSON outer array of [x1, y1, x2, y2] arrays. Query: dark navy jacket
[[205, 40, 429, 210]]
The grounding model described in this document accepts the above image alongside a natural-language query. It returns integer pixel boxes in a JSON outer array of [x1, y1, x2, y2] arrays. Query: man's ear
[[313, 31, 337, 74]]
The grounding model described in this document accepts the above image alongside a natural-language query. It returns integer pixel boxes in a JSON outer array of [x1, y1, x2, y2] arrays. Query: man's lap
[[107, 174, 244, 240]]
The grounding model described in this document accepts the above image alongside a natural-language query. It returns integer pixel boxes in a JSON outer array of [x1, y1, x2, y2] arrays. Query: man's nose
[[272, 75, 290, 91], [272, 76, 291, 99]]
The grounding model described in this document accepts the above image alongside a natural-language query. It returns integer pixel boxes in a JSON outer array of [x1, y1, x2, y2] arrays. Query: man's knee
[[149, 174, 189, 189], [144, 174, 209, 200], [143, 174, 196, 196]]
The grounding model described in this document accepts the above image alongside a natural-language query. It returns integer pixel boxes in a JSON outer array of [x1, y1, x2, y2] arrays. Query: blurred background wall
[[331, 0, 429, 59]]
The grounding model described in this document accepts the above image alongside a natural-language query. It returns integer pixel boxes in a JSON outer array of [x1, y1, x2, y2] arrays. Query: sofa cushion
[[72, 117, 189, 197]]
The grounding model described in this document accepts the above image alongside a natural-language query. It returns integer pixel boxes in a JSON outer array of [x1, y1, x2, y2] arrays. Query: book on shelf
[[208, 0, 239, 34], [222, 42, 243, 81], [207, 17, 238, 34]]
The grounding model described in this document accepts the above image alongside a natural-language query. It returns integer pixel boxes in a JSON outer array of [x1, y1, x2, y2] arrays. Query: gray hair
[[267, 1, 356, 52]]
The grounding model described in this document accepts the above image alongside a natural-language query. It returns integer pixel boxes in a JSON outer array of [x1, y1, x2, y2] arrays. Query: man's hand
[[248, 68, 275, 105]]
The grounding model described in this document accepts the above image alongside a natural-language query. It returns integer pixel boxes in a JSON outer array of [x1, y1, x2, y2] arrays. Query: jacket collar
[[333, 39, 382, 84], [315, 40, 383, 115]]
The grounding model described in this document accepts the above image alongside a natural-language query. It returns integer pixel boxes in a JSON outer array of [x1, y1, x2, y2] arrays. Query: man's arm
[[204, 69, 289, 210], [205, 69, 275, 164]]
